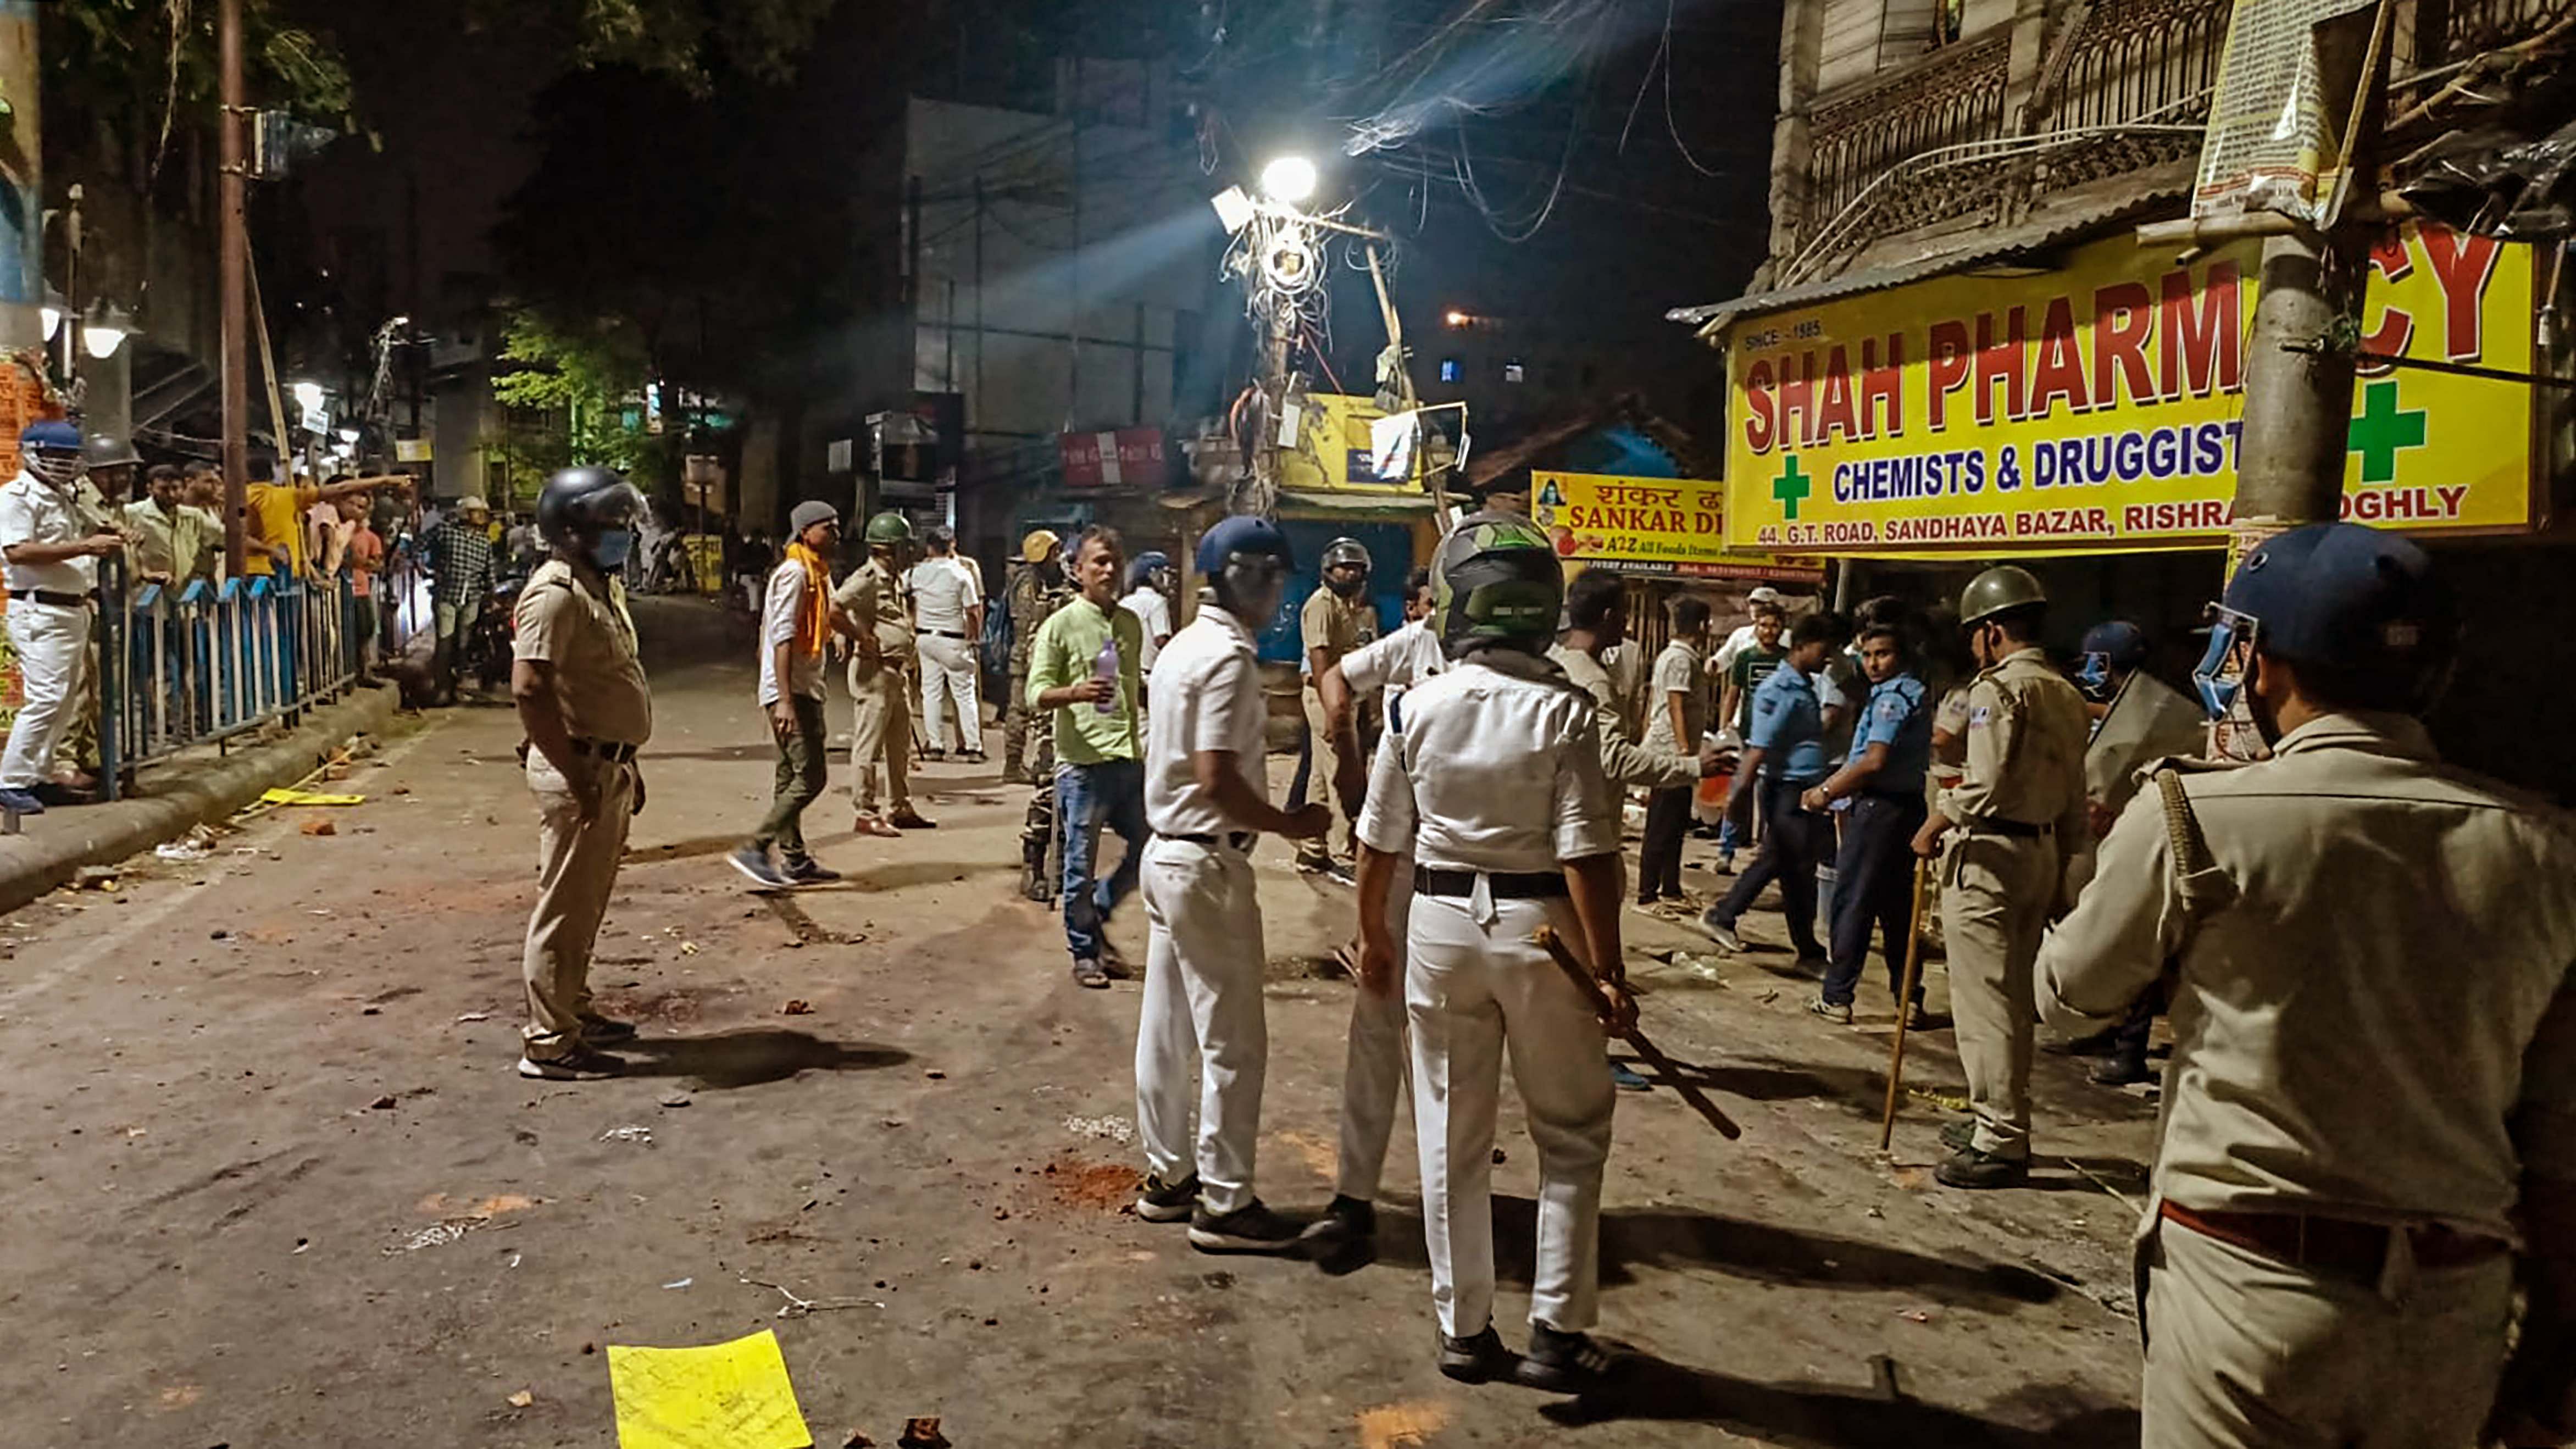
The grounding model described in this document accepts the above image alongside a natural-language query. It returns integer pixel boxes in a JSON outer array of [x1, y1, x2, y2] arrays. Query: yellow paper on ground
[[260, 788, 367, 806], [607, 1330, 812, 1449]]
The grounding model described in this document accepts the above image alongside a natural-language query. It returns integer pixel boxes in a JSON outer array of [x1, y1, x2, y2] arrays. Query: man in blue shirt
[[1700, 613, 1840, 961], [1802, 621, 1933, 1024]]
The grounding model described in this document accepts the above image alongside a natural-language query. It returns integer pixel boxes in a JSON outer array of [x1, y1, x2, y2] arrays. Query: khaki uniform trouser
[[2141, 1219, 2512, 1449], [523, 752, 635, 1061], [848, 655, 912, 815], [1940, 831, 2058, 1157], [1299, 690, 1352, 863], [54, 631, 102, 775]]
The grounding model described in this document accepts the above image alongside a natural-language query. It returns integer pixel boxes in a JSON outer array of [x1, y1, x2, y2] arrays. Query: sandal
[[1072, 959, 1112, 989]]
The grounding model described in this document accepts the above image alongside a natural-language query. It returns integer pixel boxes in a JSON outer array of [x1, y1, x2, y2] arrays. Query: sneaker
[[1001, 768, 1031, 786], [1790, 953, 1829, 980], [1437, 1326, 1514, 1385], [1901, 1002, 1945, 1032], [1188, 1199, 1303, 1254], [889, 806, 936, 830], [1072, 959, 1112, 990], [0, 787, 46, 817], [1697, 914, 1745, 953], [852, 813, 903, 838], [1322, 860, 1357, 888], [1517, 1321, 1626, 1393], [1609, 1060, 1652, 1092], [921, 748, 947, 763], [580, 1013, 638, 1044], [517, 1047, 626, 1081], [782, 856, 843, 886], [1806, 997, 1852, 1025], [1936, 1145, 2030, 1190], [1298, 1193, 1377, 1246], [1097, 938, 1134, 980], [1294, 853, 1334, 876], [1135, 1172, 1200, 1222], [1715, 851, 1737, 875], [960, 750, 987, 765], [726, 844, 794, 890], [1939, 1118, 1978, 1152], [2088, 1054, 2152, 1087]]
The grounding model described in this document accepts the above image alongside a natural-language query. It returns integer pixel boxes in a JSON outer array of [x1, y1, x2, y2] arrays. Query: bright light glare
[[292, 381, 327, 412], [338, 426, 362, 443], [84, 325, 127, 359], [1260, 156, 1318, 204], [1445, 310, 1470, 327], [40, 306, 62, 340]]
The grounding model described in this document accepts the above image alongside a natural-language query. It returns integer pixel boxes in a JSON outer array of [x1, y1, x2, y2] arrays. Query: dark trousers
[[751, 693, 828, 857], [1712, 772, 1828, 957], [1639, 786, 1694, 901], [2105, 980, 2162, 1068], [1822, 792, 1929, 1007]]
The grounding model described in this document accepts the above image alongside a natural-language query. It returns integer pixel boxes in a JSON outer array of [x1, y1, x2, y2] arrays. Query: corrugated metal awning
[[1665, 177, 2190, 337]]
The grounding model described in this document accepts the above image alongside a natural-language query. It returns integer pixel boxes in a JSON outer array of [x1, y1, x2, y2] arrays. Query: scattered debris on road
[[739, 1273, 884, 1317], [300, 818, 338, 837], [663, 1276, 694, 1290], [897, 1417, 950, 1449], [600, 1124, 654, 1145], [1062, 1114, 1134, 1144], [659, 1090, 694, 1108], [780, 999, 813, 1015], [73, 865, 118, 891], [506, 1389, 534, 1408], [454, 1011, 491, 1023]]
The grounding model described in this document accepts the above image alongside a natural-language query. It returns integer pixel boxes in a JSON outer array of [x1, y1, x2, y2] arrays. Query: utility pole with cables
[[218, 0, 250, 576]]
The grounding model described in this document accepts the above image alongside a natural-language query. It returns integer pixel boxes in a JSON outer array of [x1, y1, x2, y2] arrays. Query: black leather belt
[[917, 628, 968, 640], [1968, 818, 2051, 838], [570, 738, 640, 763], [1172, 830, 1253, 852], [23, 589, 90, 609], [1414, 867, 1568, 899], [2161, 1202, 2507, 1276]]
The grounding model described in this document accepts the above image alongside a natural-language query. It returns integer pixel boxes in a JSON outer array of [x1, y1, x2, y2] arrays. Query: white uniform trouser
[[2142, 1219, 2512, 1449], [2, 601, 91, 789], [1408, 888, 1614, 1337], [1136, 836, 1267, 1216], [1335, 854, 1414, 1201], [917, 633, 982, 753]]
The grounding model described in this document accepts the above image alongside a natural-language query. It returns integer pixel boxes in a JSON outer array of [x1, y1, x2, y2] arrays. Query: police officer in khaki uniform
[[509, 467, 654, 1080], [1298, 536, 1378, 878], [1002, 530, 1069, 784], [1357, 514, 1634, 1392], [2034, 523, 2576, 1449], [1910, 564, 2088, 1189], [833, 510, 932, 835]]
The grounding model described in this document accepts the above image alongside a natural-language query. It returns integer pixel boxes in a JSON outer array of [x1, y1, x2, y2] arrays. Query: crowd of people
[[482, 456, 2576, 1437]]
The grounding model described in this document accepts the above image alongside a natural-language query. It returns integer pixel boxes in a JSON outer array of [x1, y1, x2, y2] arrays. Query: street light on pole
[[1259, 156, 1318, 206]]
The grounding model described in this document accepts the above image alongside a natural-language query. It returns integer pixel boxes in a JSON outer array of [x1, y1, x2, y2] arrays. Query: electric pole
[[219, 0, 249, 575], [0, 1, 42, 355]]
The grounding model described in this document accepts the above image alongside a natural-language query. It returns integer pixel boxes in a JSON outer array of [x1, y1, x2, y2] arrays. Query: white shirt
[[1642, 639, 1707, 756], [1359, 657, 1620, 874], [1146, 606, 1270, 837], [758, 559, 826, 704], [0, 470, 95, 596], [1339, 617, 1446, 699], [907, 554, 981, 635], [1118, 586, 1174, 670]]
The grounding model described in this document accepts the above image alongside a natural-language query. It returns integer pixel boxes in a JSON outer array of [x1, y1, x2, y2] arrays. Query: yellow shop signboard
[[1531, 472, 1824, 582], [1722, 221, 2541, 556]]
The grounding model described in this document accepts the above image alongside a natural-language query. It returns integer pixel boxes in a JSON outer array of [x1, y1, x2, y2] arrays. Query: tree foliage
[[474, 0, 840, 93], [488, 305, 667, 482], [47, 0, 362, 183]]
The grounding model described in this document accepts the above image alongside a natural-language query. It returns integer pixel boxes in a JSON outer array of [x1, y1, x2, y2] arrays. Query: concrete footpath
[[0, 682, 400, 915]]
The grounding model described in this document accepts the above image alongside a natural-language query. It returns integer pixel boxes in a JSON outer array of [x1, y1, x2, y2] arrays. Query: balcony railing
[[1806, 31, 2013, 243], [2047, 0, 2230, 133], [2437, 0, 2569, 58]]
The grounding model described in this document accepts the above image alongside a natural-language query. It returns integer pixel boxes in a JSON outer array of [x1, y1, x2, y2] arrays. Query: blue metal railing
[[95, 554, 364, 798]]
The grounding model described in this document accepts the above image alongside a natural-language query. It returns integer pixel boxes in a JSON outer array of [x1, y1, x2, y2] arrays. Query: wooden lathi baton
[[1530, 925, 1741, 1141], [1877, 856, 1937, 1153]]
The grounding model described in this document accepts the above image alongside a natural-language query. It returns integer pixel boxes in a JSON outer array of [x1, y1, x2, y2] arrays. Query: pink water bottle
[[1092, 636, 1120, 714]]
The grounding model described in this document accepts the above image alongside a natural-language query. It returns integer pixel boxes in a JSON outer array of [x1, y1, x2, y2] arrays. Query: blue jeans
[[1058, 758, 1148, 963]]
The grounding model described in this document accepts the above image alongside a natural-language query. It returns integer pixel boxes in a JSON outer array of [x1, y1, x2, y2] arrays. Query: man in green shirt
[[1026, 525, 1149, 988]]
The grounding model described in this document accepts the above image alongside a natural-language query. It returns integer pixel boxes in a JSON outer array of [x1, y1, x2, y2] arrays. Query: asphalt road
[[0, 635, 2157, 1448]]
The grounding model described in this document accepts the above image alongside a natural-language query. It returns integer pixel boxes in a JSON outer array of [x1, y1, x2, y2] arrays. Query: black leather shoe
[[1936, 1146, 2029, 1190]]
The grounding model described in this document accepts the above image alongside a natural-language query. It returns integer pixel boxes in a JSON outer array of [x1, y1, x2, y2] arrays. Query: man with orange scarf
[[730, 500, 847, 890]]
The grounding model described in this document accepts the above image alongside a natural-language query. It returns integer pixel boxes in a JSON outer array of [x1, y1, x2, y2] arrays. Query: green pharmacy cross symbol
[[1772, 454, 1812, 521], [2347, 380, 2428, 486]]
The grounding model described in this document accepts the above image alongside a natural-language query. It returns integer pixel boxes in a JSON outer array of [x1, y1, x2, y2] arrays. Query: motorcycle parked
[[465, 571, 525, 694]]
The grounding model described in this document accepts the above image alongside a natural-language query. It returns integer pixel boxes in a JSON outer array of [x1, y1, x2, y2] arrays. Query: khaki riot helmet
[[1958, 565, 2046, 626]]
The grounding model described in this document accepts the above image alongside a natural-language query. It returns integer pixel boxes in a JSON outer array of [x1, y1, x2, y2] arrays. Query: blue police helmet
[[1126, 549, 1171, 590], [2079, 620, 2150, 672], [1195, 515, 1293, 576], [20, 419, 81, 453], [2222, 522, 2453, 679]]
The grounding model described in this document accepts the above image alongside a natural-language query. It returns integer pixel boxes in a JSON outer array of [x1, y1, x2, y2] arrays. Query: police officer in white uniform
[[0, 421, 123, 816], [1305, 565, 1447, 1251], [1356, 513, 1634, 1392], [2034, 523, 2576, 1449], [1132, 515, 1331, 1254]]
